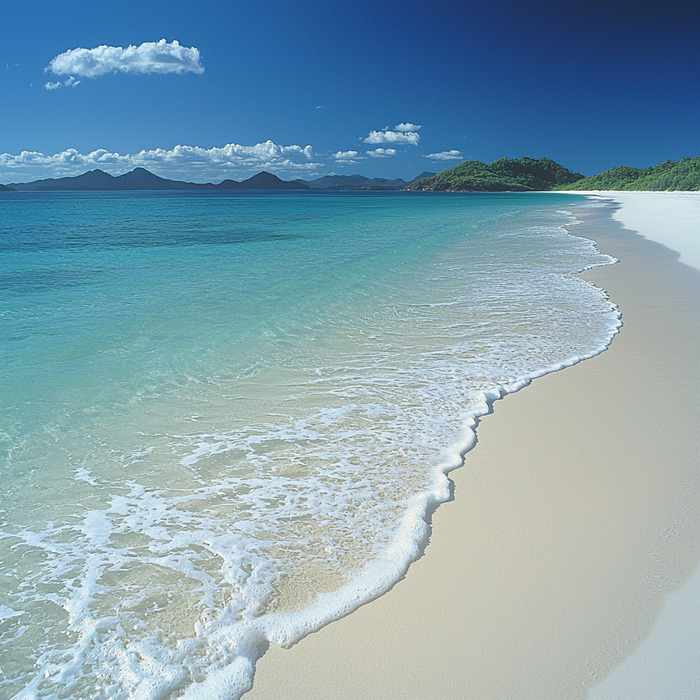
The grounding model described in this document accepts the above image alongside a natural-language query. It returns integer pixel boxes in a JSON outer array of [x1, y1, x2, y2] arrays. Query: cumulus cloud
[[394, 122, 421, 132], [0, 140, 319, 183], [366, 148, 397, 158], [424, 150, 463, 161], [44, 39, 203, 87], [363, 129, 420, 146], [333, 150, 361, 163]]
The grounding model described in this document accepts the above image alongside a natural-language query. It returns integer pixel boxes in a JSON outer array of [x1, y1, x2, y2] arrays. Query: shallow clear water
[[0, 190, 617, 699]]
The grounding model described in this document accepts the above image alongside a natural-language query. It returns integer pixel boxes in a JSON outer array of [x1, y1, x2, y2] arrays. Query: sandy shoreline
[[244, 197, 700, 699]]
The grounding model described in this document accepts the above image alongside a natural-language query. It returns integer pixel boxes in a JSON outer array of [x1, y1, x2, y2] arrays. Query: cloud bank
[[44, 39, 203, 88], [0, 141, 318, 183], [425, 150, 463, 160], [1, 123, 434, 182]]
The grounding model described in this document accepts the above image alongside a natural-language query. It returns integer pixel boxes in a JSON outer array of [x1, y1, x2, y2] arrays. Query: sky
[[1, 0, 700, 183]]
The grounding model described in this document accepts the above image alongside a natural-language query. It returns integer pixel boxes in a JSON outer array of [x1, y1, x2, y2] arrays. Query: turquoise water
[[0, 191, 618, 699]]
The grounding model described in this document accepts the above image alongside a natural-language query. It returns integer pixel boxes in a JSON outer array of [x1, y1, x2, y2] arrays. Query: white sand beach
[[244, 193, 700, 700], [586, 192, 700, 700]]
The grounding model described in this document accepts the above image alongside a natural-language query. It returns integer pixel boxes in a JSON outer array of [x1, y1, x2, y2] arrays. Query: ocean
[[0, 190, 619, 699]]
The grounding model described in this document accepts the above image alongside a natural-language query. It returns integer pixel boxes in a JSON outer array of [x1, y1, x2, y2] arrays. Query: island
[[405, 157, 584, 191]]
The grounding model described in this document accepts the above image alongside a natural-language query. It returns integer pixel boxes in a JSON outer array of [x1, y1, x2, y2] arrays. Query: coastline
[[244, 197, 700, 699]]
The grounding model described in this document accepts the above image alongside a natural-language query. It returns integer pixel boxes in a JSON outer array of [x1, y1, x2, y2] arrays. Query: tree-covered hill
[[405, 157, 584, 191], [561, 157, 700, 191]]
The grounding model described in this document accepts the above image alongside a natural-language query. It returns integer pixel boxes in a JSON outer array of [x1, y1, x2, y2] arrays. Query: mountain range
[[2, 168, 436, 192], [4, 156, 700, 192]]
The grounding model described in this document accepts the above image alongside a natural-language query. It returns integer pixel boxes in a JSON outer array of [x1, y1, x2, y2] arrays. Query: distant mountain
[[301, 174, 375, 189], [561, 157, 700, 191], [9, 168, 312, 191], [406, 158, 583, 192], [117, 167, 206, 190], [237, 171, 310, 190], [300, 172, 437, 190], [10, 157, 700, 193], [10, 167, 206, 191], [208, 178, 243, 190], [412, 171, 438, 181], [5, 168, 438, 193]]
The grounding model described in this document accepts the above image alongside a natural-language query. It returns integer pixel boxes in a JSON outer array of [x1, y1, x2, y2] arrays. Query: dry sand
[[584, 192, 700, 700], [244, 198, 700, 700]]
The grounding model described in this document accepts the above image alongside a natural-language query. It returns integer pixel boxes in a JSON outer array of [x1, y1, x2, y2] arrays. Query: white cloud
[[44, 76, 80, 90], [363, 129, 420, 146], [45, 39, 203, 87], [394, 122, 421, 132], [367, 148, 397, 158], [424, 150, 463, 161], [333, 150, 361, 163], [0, 140, 320, 183]]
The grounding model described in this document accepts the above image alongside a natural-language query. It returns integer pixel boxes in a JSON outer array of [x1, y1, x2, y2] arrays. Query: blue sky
[[1, 0, 699, 183]]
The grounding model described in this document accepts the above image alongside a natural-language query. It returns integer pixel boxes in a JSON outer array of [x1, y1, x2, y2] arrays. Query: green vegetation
[[561, 157, 700, 191], [405, 157, 583, 191]]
